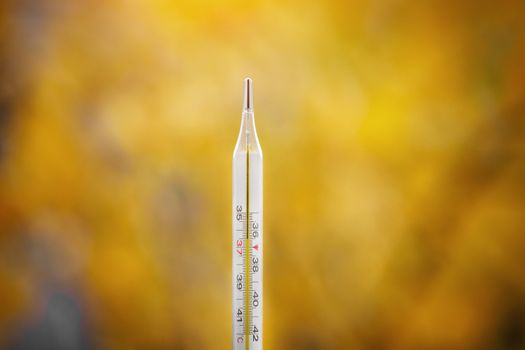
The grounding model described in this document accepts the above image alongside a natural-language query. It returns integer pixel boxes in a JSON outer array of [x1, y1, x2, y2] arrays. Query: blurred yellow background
[[1, 0, 525, 349]]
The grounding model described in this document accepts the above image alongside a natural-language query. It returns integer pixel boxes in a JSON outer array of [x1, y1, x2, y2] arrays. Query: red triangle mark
[[253, 244, 259, 251]]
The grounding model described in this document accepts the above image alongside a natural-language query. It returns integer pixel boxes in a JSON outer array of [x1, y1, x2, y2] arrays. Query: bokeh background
[[1, 0, 525, 349]]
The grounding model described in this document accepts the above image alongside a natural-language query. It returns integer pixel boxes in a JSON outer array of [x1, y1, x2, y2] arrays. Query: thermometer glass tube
[[232, 78, 263, 349]]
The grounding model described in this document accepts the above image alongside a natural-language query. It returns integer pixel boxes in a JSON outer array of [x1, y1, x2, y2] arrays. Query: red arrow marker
[[253, 244, 259, 251]]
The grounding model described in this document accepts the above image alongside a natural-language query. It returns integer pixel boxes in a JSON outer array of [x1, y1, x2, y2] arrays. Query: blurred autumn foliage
[[1, 0, 525, 349]]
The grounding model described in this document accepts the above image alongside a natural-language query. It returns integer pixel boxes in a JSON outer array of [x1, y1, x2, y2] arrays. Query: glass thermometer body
[[232, 78, 263, 349]]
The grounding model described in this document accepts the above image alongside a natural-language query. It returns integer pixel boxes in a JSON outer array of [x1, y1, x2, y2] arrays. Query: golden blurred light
[[0, 0, 524, 349]]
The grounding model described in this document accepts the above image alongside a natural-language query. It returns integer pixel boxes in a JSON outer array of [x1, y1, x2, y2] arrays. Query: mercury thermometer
[[232, 78, 263, 349]]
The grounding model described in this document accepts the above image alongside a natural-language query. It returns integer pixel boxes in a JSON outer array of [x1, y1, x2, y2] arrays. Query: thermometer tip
[[243, 77, 253, 111]]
